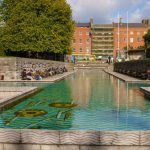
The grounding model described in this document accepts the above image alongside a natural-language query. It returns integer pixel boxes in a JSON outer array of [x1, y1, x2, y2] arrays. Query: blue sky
[[66, 0, 150, 23]]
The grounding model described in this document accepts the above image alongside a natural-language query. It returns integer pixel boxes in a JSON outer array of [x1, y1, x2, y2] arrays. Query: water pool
[[0, 70, 150, 130]]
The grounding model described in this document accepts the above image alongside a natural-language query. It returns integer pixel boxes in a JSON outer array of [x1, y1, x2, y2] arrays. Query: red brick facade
[[72, 23, 91, 57], [113, 23, 148, 58], [71, 21, 148, 60]]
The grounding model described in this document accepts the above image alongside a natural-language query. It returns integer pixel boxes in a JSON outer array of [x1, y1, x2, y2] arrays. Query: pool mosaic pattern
[[0, 70, 150, 130]]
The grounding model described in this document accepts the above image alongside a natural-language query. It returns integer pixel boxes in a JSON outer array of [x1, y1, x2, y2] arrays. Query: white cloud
[[67, 0, 149, 23], [130, 1, 150, 22], [67, 0, 117, 23]]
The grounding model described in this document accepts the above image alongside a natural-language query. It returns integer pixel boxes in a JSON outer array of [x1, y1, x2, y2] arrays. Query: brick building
[[113, 23, 148, 59], [71, 19, 149, 60], [72, 23, 92, 60]]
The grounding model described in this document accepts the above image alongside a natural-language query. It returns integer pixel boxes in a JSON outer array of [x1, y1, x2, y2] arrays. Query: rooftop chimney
[[120, 17, 123, 26], [90, 18, 94, 27]]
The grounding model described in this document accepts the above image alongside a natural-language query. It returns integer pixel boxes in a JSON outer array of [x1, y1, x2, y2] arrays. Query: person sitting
[[35, 74, 42, 80], [26, 71, 33, 80], [21, 69, 27, 80]]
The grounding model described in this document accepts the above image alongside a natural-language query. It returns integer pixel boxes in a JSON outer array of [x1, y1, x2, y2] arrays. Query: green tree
[[144, 29, 150, 58], [0, 0, 74, 57]]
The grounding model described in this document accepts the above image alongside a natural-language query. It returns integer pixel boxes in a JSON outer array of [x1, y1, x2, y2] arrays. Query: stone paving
[[0, 144, 150, 150], [105, 68, 150, 83], [140, 87, 150, 97], [42, 71, 75, 82], [0, 129, 149, 146], [0, 87, 37, 109], [0, 129, 150, 149]]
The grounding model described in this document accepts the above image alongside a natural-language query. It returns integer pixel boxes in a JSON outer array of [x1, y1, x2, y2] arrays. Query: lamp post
[[126, 11, 129, 60], [117, 12, 120, 59]]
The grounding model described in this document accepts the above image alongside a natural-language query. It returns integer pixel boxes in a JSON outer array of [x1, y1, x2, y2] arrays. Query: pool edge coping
[[0, 129, 149, 145], [0, 87, 38, 110], [104, 69, 150, 83], [0, 71, 75, 83]]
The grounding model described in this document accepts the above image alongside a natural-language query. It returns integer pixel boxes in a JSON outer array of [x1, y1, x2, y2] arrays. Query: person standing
[[71, 55, 75, 64], [108, 56, 111, 64], [111, 57, 114, 63]]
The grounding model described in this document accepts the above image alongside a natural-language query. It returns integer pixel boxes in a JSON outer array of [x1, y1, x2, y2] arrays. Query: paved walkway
[[105, 68, 150, 83], [140, 87, 150, 97], [0, 87, 37, 109], [0, 144, 149, 150]]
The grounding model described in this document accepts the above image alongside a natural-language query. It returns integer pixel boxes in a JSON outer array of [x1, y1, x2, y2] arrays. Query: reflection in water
[[112, 77, 150, 130], [67, 70, 92, 106], [113, 77, 146, 109]]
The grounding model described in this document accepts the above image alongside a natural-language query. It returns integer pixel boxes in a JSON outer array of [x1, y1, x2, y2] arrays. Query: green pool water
[[0, 70, 150, 130]]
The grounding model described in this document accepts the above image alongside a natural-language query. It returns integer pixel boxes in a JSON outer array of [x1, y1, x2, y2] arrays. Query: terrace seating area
[[114, 60, 150, 80], [21, 66, 68, 80]]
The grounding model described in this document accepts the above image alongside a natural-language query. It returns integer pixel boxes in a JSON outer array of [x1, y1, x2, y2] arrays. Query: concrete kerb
[[0, 87, 38, 109], [140, 87, 150, 97], [104, 69, 150, 83], [0, 129, 149, 146], [0, 71, 75, 83]]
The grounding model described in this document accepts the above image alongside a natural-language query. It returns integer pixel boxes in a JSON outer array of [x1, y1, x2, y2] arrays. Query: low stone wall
[[0, 57, 73, 80], [114, 60, 150, 80]]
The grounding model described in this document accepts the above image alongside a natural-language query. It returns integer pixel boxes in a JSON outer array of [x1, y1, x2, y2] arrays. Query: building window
[[130, 31, 133, 35], [86, 47, 90, 53], [144, 32, 147, 35], [79, 31, 82, 35], [79, 47, 82, 52], [86, 32, 89, 35], [79, 39, 82, 43], [124, 37, 127, 43], [86, 39, 90, 43], [137, 32, 141, 35], [130, 38, 134, 43], [137, 37, 140, 42]]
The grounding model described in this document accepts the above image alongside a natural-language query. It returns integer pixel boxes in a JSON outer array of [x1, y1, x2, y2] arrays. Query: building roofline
[[76, 23, 90, 27], [113, 23, 148, 28], [92, 24, 114, 28]]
